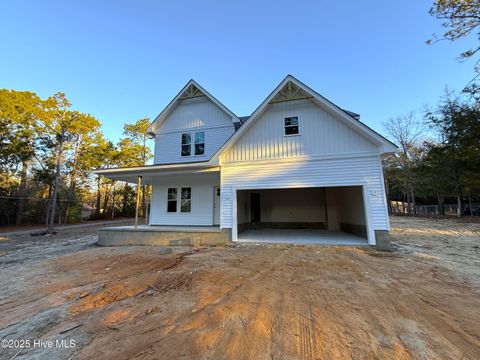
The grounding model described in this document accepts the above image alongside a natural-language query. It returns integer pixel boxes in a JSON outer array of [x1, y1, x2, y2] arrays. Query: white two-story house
[[96, 75, 396, 248]]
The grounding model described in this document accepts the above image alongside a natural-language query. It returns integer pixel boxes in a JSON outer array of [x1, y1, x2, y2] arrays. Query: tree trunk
[[69, 134, 83, 192], [122, 184, 129, 215], [457, 193, 462, 218], [406, 191, 411, 215], [111, 190, 115, 219], [141, 185, 146, 217], [95, 175, 102, 215], [45, 185, 52, 226], [49, 127, 65, 230], [436, 192, 444, 215], [410, 188, 416, 216], [468, 194, 473, 216], [15, 159, 28, 225], [102, 183, 111, 215]]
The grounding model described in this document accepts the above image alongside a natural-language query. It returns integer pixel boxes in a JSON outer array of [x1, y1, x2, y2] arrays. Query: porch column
[[135, 176, 142, 229]]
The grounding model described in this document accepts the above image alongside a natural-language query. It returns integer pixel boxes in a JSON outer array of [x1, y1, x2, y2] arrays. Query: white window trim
[[181, 133, 192, 157], [167, 187, 178, 212], [180, 187, 192, 213], [284, 116, 300, 137], [181, 131, 206, 157], [166, 187, 192, 213]]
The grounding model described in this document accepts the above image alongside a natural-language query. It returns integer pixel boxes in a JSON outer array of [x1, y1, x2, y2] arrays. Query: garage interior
[[236, 186, 369, 245]]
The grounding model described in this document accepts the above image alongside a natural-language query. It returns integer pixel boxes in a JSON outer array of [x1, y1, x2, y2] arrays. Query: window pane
[[167, 188, 177, 200], [181, 187, 191, 199], [181, 199, 191, 212], [285, 117, 298, 126], [285, 126, 299, 135], [167, 200, 177, 212], [182, 133, 191, 145], [195, 131, 204, 144], [181, 144, 191, 156], [195, 143, 204, 155]]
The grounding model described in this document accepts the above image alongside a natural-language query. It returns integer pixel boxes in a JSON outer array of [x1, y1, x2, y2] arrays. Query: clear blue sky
[[0, 1, 476, 144]]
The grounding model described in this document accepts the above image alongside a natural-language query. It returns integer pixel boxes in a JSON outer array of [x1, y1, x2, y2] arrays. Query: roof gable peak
[[178, 81, 206, 100], [269, 80, 313, 104], [147, 79, 240, 135]]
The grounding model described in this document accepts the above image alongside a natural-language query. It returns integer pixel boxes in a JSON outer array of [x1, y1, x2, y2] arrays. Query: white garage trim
[[230, 182, 375, 245]]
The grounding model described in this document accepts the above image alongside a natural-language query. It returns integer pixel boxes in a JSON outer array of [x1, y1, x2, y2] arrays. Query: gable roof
[[147, 79, 241, 136], [215, 75, 397, 157]]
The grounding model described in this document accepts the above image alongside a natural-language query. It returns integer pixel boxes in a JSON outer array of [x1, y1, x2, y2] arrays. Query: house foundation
[[98, 226, 231, 247]]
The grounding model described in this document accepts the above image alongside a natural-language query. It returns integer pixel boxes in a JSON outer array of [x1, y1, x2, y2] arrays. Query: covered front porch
[[95, 161, 221, 228], [95, 162, 225, 246]]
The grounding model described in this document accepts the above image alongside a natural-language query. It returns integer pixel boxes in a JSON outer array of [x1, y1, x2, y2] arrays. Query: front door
[[213, 187, 220, 225]]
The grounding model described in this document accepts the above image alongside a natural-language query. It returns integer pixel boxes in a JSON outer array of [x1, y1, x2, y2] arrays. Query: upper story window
[[181, 133, 191, 156], [181, 131, 205, 156], [284, 116, 299, 136], [195, 132, 205, 155]]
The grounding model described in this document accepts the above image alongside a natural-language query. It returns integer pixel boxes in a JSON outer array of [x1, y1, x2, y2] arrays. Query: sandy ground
[[0, 217, 479, 360]]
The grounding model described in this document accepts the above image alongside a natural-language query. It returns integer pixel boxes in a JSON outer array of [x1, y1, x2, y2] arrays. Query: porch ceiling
[[94, 164, 220, 184]]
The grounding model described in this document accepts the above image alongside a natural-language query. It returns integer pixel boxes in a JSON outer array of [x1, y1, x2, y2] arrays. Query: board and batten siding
[[221, 99, 377, 163], [154, 96, 235, 164], [220, 155, 389, 231], [150, 172, 219, 226]]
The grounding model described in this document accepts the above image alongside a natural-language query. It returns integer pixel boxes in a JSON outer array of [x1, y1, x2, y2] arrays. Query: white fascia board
[[147, 79, 241, 135]]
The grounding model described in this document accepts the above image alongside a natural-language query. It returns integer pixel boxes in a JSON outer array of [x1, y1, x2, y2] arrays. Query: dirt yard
[[0, 217, 479, 360]]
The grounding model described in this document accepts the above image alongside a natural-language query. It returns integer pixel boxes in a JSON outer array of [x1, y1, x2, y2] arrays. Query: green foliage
[[0, 90, 152, 226], [384, 92, 480, 216]]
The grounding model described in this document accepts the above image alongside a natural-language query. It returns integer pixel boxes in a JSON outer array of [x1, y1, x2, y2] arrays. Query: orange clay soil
[[0, 217, 479, 360]]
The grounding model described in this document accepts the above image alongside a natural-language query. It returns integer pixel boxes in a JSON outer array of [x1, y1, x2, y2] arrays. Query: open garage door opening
[[236, 186, 369, 245]]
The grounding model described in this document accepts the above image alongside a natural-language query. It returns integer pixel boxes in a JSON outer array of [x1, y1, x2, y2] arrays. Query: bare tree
[[383, 113, 425, 215]]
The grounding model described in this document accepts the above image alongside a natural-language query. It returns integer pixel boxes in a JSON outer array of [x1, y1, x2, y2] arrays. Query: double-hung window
[[167, 188, 177, 212], [284, 116, 299, 135], [181, 133, 192, 156], [194, 132, 205, 155], [180, 187, 191, 212], [181, 131, 205, 156], [166, 187, 191, 213]]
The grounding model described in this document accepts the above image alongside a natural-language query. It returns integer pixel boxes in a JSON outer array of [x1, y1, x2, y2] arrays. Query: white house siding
[[220, 155, 389, 231], [221, 99, 377, 163], [154, 96, 235, 164], [150, 172, 220, 226]]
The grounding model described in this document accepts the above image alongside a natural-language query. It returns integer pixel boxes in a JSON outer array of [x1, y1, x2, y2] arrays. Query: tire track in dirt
[[356, 248, 480, 359], [176, 249, 289, 327], [298, 301, 315, 360], [393, 277, 480, 360]]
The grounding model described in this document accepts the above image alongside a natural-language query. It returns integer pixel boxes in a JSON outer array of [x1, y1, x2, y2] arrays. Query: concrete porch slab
[[237, 229, 368, 246], [98, 225, 230, 247]]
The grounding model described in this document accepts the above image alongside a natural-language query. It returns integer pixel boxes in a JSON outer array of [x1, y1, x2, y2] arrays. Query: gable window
[[167, 188, 177, 212], [181, 133, 191, 156], [194, 132, 205, 155], [180, 187, 192, 212], [284, 116, 299, 135]]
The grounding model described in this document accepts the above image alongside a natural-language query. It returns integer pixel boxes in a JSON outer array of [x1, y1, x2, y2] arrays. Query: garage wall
[[221, 155, 389, 231], [258, 188, 326, 222], [338, 186, 366, 226], [236, 190, 250, 224]]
